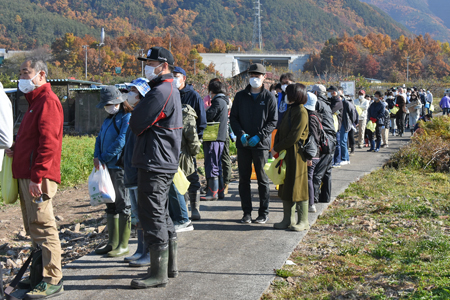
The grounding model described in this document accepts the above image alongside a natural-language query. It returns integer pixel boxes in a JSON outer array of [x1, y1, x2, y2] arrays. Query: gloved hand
[[381, 126, 385, 129], [230, 132, 237, 143], [248, 135, 261, 147], [370, 117, 377, 123], [241, 134, 249, 147]]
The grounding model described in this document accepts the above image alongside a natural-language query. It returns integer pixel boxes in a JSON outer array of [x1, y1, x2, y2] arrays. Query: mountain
[[0, 0, 411, 51], [360, 0, 450, 42]]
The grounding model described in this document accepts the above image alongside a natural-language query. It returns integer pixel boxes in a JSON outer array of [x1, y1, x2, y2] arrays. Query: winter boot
[[223, 183, 229, 195], [129, 248, 150, 267], [95, 214, 119, 255], [367, 140, 375, 152], [200, 177, 218, 201], [124, 227, 144, 262], [168, 238, 178, 278], [218, 175, 225, 200], [189, 191, 201, 220], [273, 200, 296, 229], [130, 243, 169, 289], [374, 141, 381, 152], [108, 214, 131, 257], [290, 200, 310, 232]]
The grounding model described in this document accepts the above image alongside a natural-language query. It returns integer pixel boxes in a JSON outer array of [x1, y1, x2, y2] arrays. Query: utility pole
[[252, 0, 263, 51], [193, 59, 197, 75], [406, 56, 410, 82], [139, 49, 144, 77], [82, 45, 88, 80]]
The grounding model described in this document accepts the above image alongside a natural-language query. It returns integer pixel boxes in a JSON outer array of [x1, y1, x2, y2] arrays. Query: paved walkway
[[14, 135, 411, 300]]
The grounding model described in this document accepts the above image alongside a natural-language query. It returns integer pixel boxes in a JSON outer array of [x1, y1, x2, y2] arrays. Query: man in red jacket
[[6, 59, 64, 299]]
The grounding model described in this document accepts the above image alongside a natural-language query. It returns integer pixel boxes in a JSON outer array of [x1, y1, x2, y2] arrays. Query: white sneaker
[[340, 160, 350, 165], [309, 205, 316, 213], [174, 220, 194, 233]]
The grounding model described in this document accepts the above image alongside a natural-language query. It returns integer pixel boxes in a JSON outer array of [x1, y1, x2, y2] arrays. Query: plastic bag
[[332, 114, 339, 132], [355, 105, 363, 116], [173, 167, 190, 195], [88, 164, 115, 206], [430, 104, 435, 112], [366, 120, 376, 132], [263, 150, 286, 185], [1, 155, 18, 204], [390, 106, 399, 115]]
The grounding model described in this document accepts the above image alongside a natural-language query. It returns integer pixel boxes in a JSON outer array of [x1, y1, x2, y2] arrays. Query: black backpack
[[310, 114, 332, 155]]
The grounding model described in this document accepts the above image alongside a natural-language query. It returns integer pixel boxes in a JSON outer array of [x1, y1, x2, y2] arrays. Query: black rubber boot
[[131, 243, 169, 289], [95, 214, 119, 255], [108, 214, 131, 257], [168, 238, 178, 278], [189, 191, 201, 220], [200, 177, 218, 201], [124, 227, 144, 262], [218, 175, 225, 199]]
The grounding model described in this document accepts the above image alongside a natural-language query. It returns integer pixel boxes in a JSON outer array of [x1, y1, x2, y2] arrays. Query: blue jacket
[[94, 109, 130, 170], [123, 127, 137, 187], [180, 84, 207, 139], [129, 73, 183, 174], [367, 100, 385, 125]]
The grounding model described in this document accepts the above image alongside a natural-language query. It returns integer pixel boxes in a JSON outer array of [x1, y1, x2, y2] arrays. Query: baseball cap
[[97, 86, 125, 108], [173, 66, 186, 77], [138, 46, 174, 65], [327, 85, 338, 92], [126, 78, 150, 97], [248, 63, 266, 75]]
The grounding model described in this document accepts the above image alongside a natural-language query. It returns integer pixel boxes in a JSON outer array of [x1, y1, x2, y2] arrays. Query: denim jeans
[[333, 130, 341, 165], [339, 126, 349, 162], [168, 183, 189, 225]]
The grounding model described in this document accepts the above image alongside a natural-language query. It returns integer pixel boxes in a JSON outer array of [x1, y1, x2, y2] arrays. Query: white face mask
[[249, 77, 263, 88], [281, 84, 288, 92], [145, 64, 163, 81], [374, 96, 379, 101], [174, 77, 183, 89], [19, 73, 40, 94], [127, 92, 139, 107], [359, 95, 364, 101], [104, 104, 120, 115], [284, 95, 290, 105], [327, 92, 332, 98]]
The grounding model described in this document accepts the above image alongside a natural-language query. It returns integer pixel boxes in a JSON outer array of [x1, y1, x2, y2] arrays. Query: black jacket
[[230, 85, 278, 150], [367, 100, 385, 125], [315, 93, 337, 144], [330, 96, 343, 131], [307, 110, 321, 159], [206, 94, 229, 142], [341, 97, 357, 133], [129, 73, 183, 174], [180, 84, 207, 139], [123, 127, 137, 188]]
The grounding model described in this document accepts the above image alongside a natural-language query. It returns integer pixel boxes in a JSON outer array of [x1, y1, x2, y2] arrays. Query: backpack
[[310, 114, 332, 155]]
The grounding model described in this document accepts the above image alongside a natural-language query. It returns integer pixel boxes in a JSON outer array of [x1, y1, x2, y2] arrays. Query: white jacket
[[354, 96, 370, 120], [0, 82, 14, 171]]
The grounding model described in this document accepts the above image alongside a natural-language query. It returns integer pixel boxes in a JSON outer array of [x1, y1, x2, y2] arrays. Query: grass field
[[262, 167, 450, 299]]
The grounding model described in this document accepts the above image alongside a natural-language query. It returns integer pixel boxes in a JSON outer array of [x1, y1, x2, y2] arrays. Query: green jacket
[[273, 103, 309, 202], [180, 104, 201, 176]]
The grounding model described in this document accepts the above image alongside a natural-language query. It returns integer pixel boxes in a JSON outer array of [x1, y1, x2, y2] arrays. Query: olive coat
[[273, 103, 309, 202]]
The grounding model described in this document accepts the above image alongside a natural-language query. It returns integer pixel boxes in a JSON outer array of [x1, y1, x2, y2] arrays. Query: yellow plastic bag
[[173, 167, 190, 195], [333, 113, 339, 132], [390, 106, 399, 115], [263, 150, 287, 185], [366, 120, 376, 132], [430, 104, 435, 112], [1, 155, 18, 204], [355, 105, 363, 116]]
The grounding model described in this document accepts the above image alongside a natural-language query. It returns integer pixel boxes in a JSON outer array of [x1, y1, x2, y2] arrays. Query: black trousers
[[187, 157, 201, 193], [106, 168, 131, 215], [237, 148, 270, 217], [367, 124, 382, 143], [221, 138, 232, 185], [396, 113, 405, 135], [313, 140, 335, 203], [348, 129, 355, 151], [137, 169, 176, 245]]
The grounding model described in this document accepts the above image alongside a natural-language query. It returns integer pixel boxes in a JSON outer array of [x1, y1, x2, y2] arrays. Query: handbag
[[263, 150, 286, 185], [298, 136, 317, 160]]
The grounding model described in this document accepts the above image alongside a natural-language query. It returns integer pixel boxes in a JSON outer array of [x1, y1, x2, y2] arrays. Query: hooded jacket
[[315, 93, 337, 145], [230, 84, 278, 150], [341, 97, 357, 133], [206, 93, 229, 142], [179, 84, 207, 138], [94, 109, 130, 170], [129, 73, 183, 174], [12, 83, 64, 184], [179, 104, 201, 176]]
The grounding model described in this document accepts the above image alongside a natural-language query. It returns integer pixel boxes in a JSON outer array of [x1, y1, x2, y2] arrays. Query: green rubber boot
[[274, 200, 296, 229], [168, 238, 178, 278], [95, 214, 119, 255], [131, 243, 169, 289], [290, 200, 310, 232], [108, 214, 131, 257]]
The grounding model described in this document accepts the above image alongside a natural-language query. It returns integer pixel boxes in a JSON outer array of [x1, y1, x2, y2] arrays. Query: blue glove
[[381, 126, 385, 129], [248, 135, 261, 147], [241, 134, 249, 146]]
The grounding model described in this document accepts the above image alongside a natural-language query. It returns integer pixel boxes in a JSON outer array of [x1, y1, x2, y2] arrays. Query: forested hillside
[[361, 0, 450, 42], [0, 0, 410, 51]]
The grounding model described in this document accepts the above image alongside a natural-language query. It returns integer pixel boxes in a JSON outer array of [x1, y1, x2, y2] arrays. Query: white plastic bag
[[88, 164, 116, 206]]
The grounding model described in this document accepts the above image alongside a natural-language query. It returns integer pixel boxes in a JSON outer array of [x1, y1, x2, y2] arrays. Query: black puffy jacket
[[206, 94, 229, 142], [315, 93, 337, 144]]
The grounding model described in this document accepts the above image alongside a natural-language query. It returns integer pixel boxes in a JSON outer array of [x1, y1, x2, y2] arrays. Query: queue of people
[[1, 48, 442, 299]]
